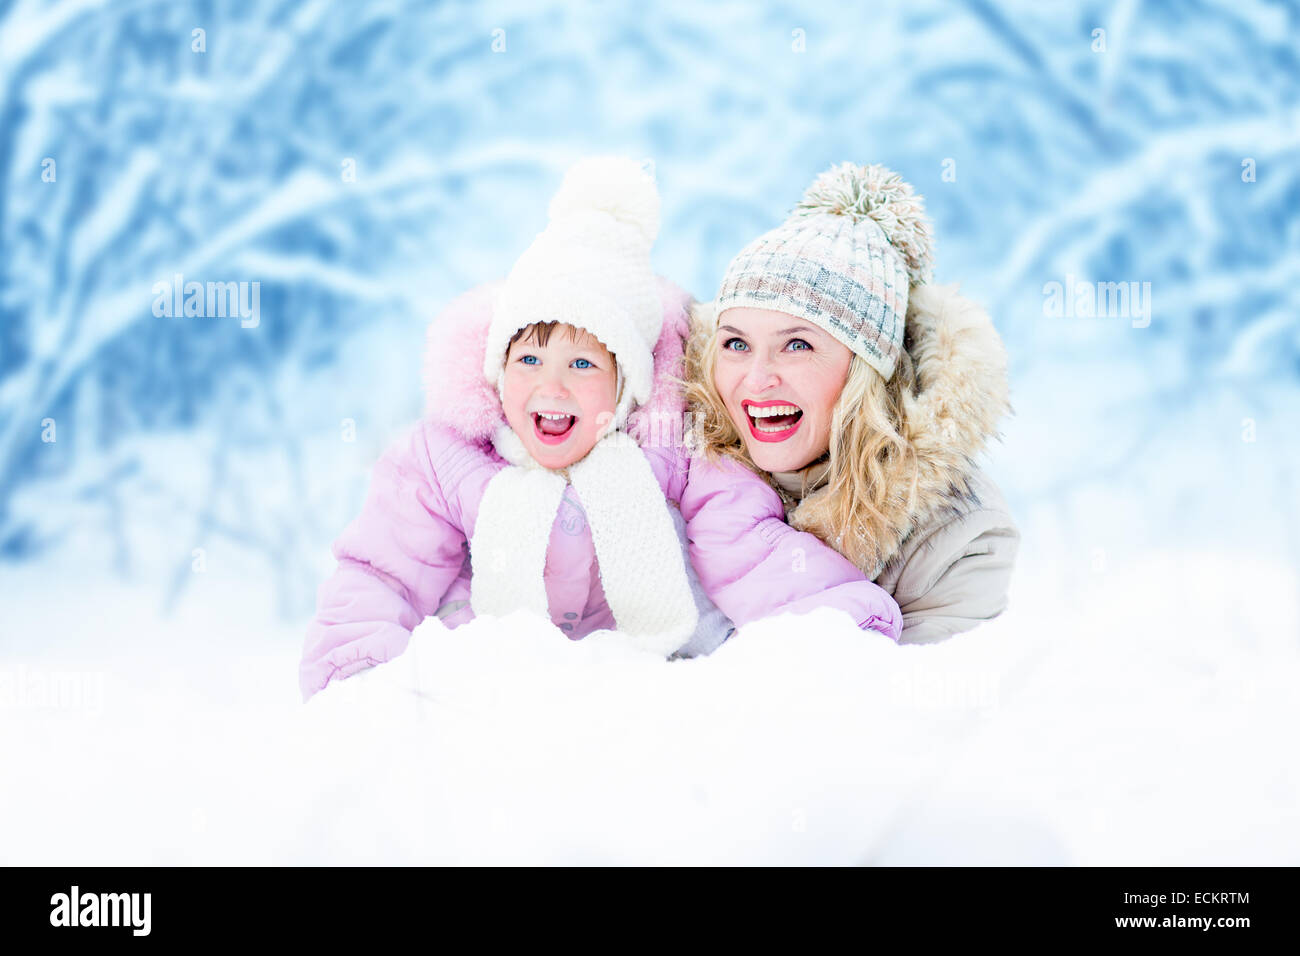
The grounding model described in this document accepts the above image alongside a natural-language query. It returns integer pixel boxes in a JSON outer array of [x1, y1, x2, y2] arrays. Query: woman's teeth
[[747, 404, 803, 432]]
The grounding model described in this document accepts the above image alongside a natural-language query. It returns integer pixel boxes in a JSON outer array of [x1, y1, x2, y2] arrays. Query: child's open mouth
[[742, 400, 804, 443], [532, 411, 578, 445]]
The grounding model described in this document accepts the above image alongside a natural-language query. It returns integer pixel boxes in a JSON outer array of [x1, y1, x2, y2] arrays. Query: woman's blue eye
[[787, 339, 811, 351], [722, 337, 749, 352], [571, 357, 594, 369], [520, 355, 539, 365]]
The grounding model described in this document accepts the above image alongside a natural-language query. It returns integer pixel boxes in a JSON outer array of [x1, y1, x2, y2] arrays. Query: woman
[[685, 162, 1019, 643]]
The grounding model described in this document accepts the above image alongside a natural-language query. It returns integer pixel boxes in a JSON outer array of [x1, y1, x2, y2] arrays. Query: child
[[299, 157, 902, 701]]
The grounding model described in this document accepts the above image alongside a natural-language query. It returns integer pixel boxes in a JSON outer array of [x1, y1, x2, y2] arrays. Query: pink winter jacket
[[299, 278, 902, 700]]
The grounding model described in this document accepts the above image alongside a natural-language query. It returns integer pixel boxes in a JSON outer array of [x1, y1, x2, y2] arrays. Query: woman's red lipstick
[[742, 399, 804, 443]]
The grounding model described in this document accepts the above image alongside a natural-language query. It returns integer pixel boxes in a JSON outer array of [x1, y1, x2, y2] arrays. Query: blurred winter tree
[[0, 0, 1296, 615]]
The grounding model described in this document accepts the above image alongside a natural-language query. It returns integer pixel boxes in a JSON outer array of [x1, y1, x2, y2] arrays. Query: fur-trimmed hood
[[894, 282, 1010, 536], [793, 281, 1011, 574], [421, 276, 694, 444]]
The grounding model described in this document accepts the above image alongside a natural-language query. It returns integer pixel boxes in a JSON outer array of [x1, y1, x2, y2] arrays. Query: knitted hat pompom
[[795, 161, 934, 286], [547, 156, 660, 245]]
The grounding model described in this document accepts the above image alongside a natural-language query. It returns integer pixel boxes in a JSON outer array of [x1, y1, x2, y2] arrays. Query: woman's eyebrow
[[718, 325, 747, 335]]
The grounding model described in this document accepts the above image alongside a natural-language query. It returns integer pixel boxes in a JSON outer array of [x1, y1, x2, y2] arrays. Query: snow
[[1, 535, 1296, 865], [2, 0, 1298, 864]]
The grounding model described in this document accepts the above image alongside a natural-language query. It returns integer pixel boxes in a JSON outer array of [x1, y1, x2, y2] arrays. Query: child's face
[[501, 323, 619, 470]]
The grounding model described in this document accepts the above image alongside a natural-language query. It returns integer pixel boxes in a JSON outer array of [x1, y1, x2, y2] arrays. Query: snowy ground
[[2, 528, 1296, 865]]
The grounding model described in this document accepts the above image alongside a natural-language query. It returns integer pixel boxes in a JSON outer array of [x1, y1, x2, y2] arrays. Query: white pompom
[[796, 162, 934, 285], [547, 156, 660, 244]]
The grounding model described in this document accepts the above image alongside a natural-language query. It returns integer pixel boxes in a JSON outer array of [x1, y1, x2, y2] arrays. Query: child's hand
[[309, 618, 449, 708]]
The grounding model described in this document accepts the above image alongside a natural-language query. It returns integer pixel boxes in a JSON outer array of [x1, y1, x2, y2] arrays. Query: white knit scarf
[[469, 424, 697, 656]]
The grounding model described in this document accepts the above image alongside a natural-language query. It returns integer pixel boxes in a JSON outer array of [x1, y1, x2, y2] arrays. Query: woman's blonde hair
[[682, 301, 920, 574]]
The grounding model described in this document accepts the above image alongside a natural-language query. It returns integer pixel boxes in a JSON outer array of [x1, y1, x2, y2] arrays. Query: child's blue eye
[[722, 337, 749, 352], [571, 357, 594, 369], [519, 355, 539, 365]]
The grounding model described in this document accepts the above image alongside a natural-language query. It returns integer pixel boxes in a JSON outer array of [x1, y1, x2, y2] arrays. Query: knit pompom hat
[[484, 156, 663, 434], [714, 162, 934, 381]]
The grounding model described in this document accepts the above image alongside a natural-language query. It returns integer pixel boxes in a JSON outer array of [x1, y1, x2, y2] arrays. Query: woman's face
[[712, 307, 854, 473]]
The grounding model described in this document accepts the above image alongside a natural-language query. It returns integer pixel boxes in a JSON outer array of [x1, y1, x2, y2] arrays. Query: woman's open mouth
[[742, 400, 804, 443], [532, 411, 578, 445]]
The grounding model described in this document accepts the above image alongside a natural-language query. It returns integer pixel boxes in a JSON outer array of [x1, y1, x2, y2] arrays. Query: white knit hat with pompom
[[485, 156, 662, 433], [714, 161, 934, 381]]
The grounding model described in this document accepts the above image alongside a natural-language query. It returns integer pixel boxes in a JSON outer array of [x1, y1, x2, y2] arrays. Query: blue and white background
[[2, 0, 1298, 864]]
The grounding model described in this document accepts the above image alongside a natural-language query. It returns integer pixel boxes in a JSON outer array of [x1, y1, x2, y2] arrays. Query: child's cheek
[[500, 377, 530, 433], [501, 367, 524, 403], [576, 379, 612, 417]]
